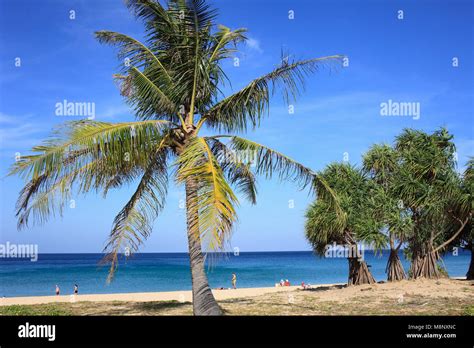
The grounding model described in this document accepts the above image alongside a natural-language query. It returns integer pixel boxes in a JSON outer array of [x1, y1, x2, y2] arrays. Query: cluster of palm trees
[[305, 128, 473, 285], [8, 0, 472, 317], [10, 0, 342, 315]]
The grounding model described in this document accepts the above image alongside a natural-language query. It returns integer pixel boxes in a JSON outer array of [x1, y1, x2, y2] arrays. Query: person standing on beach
[[74, 284, 78, 295], [55, 285, 60, 296], [231, 273, 237, 289]]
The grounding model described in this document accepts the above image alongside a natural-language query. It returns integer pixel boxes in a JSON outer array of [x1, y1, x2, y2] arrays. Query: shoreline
[[1, 278, 472, 316], [0, 284, 330, 306], [1, 277, 468, 307]]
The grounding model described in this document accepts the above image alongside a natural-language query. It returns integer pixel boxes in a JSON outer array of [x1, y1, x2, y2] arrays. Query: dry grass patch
[[1, 278, 472, 316]]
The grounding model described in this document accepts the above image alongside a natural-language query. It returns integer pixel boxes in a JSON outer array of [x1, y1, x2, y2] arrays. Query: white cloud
[[0, 113, 46, 155], [246, 37, 263, 53], [98, 104, 132, 120], [0, 112, 30, 125]]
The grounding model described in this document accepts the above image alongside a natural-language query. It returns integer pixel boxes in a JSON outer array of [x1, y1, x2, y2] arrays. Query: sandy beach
[[0, 284, 306, 306], [1, 278, 473, 316]]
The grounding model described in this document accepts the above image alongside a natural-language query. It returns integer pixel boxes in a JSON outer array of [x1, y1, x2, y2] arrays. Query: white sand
[[2, 278, 470, 307], [0, 284, 318, 306]]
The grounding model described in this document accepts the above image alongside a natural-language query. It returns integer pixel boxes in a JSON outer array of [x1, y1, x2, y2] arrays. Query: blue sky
[[0, 0, 473, 253]]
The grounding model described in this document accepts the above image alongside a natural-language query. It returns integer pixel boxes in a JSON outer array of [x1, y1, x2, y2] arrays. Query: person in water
[[55, 285, 60, 296], [231, 273, 237, 289], [74, 284, 78, 295]]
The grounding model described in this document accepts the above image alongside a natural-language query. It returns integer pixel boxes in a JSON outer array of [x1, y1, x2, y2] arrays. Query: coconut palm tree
[[305, 163, 381, 285], [363, 144, 412, 281], [393, 128, 470, 279], [9, 0, 342, 315]]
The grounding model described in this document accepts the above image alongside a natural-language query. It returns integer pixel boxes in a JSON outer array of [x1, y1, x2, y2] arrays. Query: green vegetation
[[306, 128, 473, 284], [463, 305, 474, 316], [9, 0, 342, 315], [0, 304, 73, 316], [305, 163, 381, 285], [451, 159, 474, 280]]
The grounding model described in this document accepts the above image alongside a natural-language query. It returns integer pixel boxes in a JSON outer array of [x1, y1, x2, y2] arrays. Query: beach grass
[[0, 304, 74, 316], [1, 279, 472, 316], [1, 294, 472, 316]]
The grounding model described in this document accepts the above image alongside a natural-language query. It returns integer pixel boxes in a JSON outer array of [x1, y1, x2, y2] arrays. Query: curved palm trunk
[[386, 249, 406, 281], [185, 177, 223, 316], [347, 257, 376, 285], [466, 244, 474, 280], [409, 219, 468, 279]]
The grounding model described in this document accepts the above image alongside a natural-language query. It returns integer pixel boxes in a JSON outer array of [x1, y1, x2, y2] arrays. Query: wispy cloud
[[98, 103, 132, 120], [0, 112, 31, 125], [246, 37, 263, 53], [0, 112, 46, 157]]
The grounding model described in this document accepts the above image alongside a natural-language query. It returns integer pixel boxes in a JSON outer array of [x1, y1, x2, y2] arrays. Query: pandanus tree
[[305, 163, 381, 285], [363, 144, 412, 281], [9, 0, 342, 315], [462, 158, 474, 279], [393, 129, 470, 279], [448, 158, 473, 279]]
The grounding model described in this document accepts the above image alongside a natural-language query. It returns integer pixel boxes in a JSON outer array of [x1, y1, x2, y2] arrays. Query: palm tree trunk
[[347, 257, 376, 285], [414, 218, 469, 280], [466, 244, 474, 280], [409, 240, 423, 278], [185, 176, 223, 316], [414, 250, 443, 279], [411, 243, 443, 279], [386, 249, 406, 281]]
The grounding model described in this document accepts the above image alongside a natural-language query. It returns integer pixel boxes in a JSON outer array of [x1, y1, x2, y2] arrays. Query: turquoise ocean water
[[0, 250, 470, 297]]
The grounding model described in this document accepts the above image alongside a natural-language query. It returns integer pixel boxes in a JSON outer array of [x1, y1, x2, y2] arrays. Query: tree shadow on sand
[[133, 301, 191, 311], [302, 284, 346, 292], [89, 300, 192, 316]]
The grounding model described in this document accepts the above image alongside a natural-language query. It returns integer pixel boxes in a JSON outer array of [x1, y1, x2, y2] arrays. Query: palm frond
[[212, 135, 346, 226], [306, 163, 380, 254], [125, 0, 175, 37], [10, 120, 170, 229], [15, 157, 118, 229], [103, 147, 169, 282], [175, 137, 238, 250], [128, 66, 177, 118], [203, 55, 344, 132], [305, 199, 345, 255], [10, 120, 169, 180], [94, 30, 172, 80], [205, 137, 257, 204], [213, 135, 314, 188], [209, 25, 247, 62]]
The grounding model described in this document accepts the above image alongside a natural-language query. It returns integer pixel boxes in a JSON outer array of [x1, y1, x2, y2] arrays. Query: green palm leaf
[[176, 137, 238, 250], [10, 120, 169, 179], [205, 137, 257, 204], [203, 55, 344, 132], [103, 147, 169, 282]]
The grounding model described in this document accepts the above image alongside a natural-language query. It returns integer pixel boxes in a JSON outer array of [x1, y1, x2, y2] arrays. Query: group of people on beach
[[55, 284, 78, 296], [276, 280, 312, 289], [278, 279, 291, 287], [55, 276, 310, 295], [221, 275, 311, 290], [52, 276, 309, 295]]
